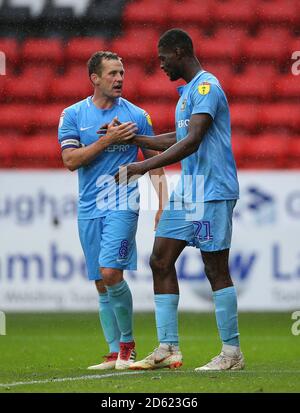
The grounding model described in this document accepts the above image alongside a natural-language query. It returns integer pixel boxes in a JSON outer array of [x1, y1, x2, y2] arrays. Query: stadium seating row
[[1, 27, 299, 65], [0, 103, 299, 135], [1, 133, 300, 169], [0, 0, 299, 169], [123, 0, 300, 29], [1, 66, 299, 102]]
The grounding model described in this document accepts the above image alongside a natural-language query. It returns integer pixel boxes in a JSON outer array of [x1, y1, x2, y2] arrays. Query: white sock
[[222, 344, 241, 356], [159, 343, 179, 351]]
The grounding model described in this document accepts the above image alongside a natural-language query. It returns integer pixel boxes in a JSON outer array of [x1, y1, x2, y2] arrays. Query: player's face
[[158, 46, 181, 81], [97, 59, 124, 98]]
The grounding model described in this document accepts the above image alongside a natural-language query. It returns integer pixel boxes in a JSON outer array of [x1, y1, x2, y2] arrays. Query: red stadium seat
[[256, 0, 298, 26], [232, 134, 288, 168], [32, 104, 66, 132], [122, 63, 145, 101], [0, 38, 19, 69], [287, 138, 300, 168], [21, 64, 56, 80], [214, 0, 257, 26], [49, 65, 92, 101], [140, 102, 174, 133], [5, 72, 49, 101], [228, 69, 275, 100], [240, 62, 280, 77], [141, 70, 181, 101], [65, 37, 108, 62], [274, 73, 300, 99], [111, 29, 159, 63], [123, 0, 171, 27], [230, 103, 260, 132], [242, 28, 291, 63], [231, 134, 248, 167], [247, 134, 288, 168], [0, 136, 18, 167], [21, 38, 64, 65], [260, 104, 300, 132], [16, 134, 62, 168], [195, 29, 243, 63], [202, 61, 235, 87], [169, 0, 211, 27], [0, 104, 35, 132]]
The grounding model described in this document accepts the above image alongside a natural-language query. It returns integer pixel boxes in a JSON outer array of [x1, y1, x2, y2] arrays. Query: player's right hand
[[106, 118, 138, 143], [97, 116, 122, 135]]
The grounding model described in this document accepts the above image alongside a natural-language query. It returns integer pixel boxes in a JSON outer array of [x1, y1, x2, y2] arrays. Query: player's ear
[[90, 73, 100, 86]]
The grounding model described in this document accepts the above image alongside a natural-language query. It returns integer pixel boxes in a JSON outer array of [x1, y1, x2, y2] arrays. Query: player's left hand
[[154, 209, 163, 231], [97, 116, 122, 135], [115, 162, 146, 185]]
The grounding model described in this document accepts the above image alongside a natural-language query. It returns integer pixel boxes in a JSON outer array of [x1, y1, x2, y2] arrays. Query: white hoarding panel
[[0, 171, 300, 311]]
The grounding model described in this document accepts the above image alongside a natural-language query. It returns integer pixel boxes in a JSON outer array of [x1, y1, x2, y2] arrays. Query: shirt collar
[[177, 70, 206, 96]]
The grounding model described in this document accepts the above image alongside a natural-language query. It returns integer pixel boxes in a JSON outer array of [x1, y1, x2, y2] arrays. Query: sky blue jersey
[[58, 96, 154, 219], [173, 70, 239, 203]]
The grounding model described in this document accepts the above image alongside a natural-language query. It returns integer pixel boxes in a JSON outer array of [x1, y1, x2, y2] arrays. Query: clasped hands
[[97, 116, 146, 184]]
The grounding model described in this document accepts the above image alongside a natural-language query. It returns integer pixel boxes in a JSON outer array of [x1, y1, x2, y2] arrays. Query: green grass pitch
[[0, 312, 299, 393]]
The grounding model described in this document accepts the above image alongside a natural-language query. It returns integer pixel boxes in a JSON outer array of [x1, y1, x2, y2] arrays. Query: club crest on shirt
[[180, 98, 187, 111], [198, 82, 210, 95]]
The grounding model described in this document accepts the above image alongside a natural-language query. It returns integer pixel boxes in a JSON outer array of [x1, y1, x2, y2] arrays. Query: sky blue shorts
[[155, 200, 237, 252], [78, 210, 138, 280]]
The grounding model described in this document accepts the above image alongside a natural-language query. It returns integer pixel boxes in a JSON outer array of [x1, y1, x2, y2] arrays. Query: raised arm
[[116, 113, 212, 183], [62, 120, 137, 171], [132, 131, 177, 151]]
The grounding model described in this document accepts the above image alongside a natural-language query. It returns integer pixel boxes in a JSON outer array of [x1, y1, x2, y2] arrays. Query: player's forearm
[[62, 135, 115, 171], [149, 168, 169, 210], [133, 132, 176, 151], [141, 136, 199, 172]]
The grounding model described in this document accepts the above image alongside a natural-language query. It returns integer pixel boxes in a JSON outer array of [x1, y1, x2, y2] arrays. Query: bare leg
[[150, 237, 187, 294]]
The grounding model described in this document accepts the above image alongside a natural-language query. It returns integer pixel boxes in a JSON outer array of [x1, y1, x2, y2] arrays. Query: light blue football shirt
[[58, 96, 154, 219], [172, 70, 239, 203]]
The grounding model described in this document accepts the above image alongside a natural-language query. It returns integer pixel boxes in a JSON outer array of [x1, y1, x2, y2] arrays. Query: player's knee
[[100, 268, 123, 286], [203, 261, 215, 278], [150, 253, 170, 276], [203, 262, 232, 290]]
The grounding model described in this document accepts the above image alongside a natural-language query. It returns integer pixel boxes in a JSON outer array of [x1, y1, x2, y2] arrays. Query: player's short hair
[[87, 51, 121, 77], [158, 28, 194, 56]]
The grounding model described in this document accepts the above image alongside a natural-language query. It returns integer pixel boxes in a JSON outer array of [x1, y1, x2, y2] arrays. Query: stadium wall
[[0, 170, 300, 312]]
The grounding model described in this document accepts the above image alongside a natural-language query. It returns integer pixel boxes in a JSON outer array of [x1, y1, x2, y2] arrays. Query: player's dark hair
[[87, 51, 121, 77], [158, 28, 194, 56]]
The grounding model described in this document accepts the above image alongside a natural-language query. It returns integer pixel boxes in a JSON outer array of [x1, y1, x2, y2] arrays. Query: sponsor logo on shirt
[[177, 119, 190, 128], [104, 144, 130, 152]]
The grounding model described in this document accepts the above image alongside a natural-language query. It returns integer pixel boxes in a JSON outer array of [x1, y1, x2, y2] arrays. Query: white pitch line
[[1, 369, 300, 388], [0, 371, 146, 388]]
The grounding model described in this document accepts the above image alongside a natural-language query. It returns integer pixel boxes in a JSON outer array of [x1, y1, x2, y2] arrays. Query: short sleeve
[[190, 82, 220, 119], [58, 108, 80, 150], [137, 110, 155, 136]]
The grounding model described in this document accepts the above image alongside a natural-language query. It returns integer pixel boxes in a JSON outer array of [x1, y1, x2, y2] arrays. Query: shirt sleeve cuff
[[192, 106, 216, 119]]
